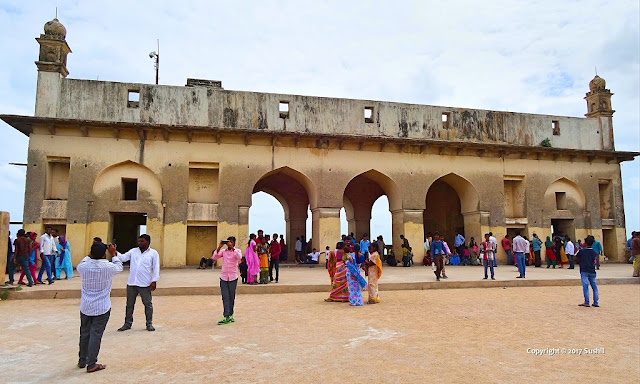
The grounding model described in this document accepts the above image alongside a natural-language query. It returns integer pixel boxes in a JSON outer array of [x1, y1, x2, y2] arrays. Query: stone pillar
[[391, 210, 404, 260], [238, 206, 250, 255], [391, 209, 424, 260], [347, 219, 356, 237], [0, 212, 9, 285], [286, 218, 307, 261], [312, 208, 341, 264], [354, 217, 371, 240]]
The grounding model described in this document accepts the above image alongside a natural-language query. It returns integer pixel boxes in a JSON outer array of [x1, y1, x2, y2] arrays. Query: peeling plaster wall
[[42, 79, 609, 151]]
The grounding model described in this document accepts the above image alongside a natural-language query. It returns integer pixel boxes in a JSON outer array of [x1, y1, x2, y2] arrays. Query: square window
[[442, 112, 451, 128], [128, 90, 140, 108], [122, 178, 138, 200], [552, 120, 560, 135], [555, 191, 567, 210], [364, 107, 374, 123], [279, 101, 289, 119]]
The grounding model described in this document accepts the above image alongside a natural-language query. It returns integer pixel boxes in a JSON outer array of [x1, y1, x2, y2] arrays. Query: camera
[[221, 240, 229, 245]]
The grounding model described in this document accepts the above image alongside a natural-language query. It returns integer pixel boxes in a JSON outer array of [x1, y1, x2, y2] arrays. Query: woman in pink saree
[[245, 233, 260, 285]]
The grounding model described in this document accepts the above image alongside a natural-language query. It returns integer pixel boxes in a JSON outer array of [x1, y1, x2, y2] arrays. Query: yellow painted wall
[[186, 226, 217, 265]]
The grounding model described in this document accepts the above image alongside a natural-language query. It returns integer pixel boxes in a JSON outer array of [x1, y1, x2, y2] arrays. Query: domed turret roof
[[589, 75, 606, 92], [43, 18, 66, 38]]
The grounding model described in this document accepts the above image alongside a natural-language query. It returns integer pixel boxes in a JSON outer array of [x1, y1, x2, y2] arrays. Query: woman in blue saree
[[345, 245, 367, 306], [56, 236, 74, 279]]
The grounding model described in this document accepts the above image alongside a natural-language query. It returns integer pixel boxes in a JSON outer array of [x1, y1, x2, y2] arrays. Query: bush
[[540, 138, 552, 147]]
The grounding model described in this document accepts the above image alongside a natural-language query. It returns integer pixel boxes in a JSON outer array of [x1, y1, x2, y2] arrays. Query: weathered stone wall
[[37, 79, 612, 151], [21, 125, 628, 266]]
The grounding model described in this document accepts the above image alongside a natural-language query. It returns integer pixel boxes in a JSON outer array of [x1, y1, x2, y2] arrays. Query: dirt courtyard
[[1, 285, 638, 384]]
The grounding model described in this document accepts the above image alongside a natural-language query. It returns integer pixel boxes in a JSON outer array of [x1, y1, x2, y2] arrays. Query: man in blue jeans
[[511, 229, 527, 278], [37, 227, 56, 284], [576, 235, 599, 307]]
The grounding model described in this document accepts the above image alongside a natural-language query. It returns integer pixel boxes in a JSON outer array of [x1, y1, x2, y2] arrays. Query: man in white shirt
[[37, 226, 56, 284], [295, 237, 303, 264], [305, 248, 320, 264], [511, 230, 528, 278], [489, 232, 498, 267], [116, 234, 160, 332], [565, 236, 576, 270], [76, 242, 123, 373]]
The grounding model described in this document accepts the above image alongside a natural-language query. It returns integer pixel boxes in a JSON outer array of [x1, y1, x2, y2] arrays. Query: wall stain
[[223, 108, 237, 127]]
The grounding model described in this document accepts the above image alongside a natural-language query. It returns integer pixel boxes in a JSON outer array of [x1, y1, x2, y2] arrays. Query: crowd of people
[[5, 227, 74, 287]]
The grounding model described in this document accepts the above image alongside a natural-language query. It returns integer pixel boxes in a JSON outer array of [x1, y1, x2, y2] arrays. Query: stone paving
[[0, 285, 638, 384], [3, 262, 638, 300]]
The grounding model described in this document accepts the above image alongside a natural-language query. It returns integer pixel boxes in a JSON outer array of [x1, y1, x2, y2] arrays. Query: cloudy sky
[[0, 0, 638, 242]]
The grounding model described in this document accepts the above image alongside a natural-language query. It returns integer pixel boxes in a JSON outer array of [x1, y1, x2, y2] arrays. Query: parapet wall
[[38, 77, 612, 151]]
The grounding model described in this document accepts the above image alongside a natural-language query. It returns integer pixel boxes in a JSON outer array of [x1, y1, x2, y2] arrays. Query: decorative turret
[[35, 18, 72, 77], [584, 74, 614, 118]]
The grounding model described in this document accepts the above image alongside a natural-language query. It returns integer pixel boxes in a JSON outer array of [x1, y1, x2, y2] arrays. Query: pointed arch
[[253, 166, 317, 210], [544, 177, 586, 209], [93, 160, 162, 201], [428, 173, 480, 214], [344, 169, 402, 212]]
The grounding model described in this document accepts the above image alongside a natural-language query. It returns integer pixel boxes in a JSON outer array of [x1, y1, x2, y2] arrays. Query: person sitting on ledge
[[305, 248, 320, 264]]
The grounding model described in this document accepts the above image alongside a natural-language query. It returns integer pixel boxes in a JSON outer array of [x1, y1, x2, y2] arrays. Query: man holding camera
[[76, 242, 123, 373], [116, 234, 160, 332], [212, 237, 242, 325]]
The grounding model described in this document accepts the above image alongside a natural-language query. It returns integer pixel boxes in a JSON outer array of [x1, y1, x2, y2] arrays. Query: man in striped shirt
[[76, 242, 123, 373]]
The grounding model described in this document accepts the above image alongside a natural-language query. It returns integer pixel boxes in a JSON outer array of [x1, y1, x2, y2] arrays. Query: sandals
[[87, 363, 106, 373]]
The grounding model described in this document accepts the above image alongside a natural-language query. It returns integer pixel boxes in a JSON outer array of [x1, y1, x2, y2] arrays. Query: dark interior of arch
[[424, 179, 464, 245]]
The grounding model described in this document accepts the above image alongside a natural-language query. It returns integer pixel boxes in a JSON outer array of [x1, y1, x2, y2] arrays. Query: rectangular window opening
[[555, 191, 567, 210], [442, 112, 451, 128], [364, 107, 374, 123], [128, 90, 140, 108], [552, 120, 560, 135], [279, 101, 289, 119], [122, 178, 138, 201]]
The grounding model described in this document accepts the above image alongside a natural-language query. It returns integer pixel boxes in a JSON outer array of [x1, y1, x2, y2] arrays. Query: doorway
[[550, 219, 575, 240], [602, 228, 617, 261], [112, 213, 147, 253]]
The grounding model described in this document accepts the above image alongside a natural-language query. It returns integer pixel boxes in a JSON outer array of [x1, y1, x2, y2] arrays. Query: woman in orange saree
[[325, 242, 348, 302]]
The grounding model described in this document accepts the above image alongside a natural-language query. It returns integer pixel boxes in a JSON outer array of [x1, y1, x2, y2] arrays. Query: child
[[402, 244, 411, 267], [239, 256, 248, 284], [257, 241, 269, 284], [461, 247, 471, 266]]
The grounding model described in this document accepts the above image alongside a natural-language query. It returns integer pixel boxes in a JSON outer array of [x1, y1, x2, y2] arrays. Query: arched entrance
[[544, 177, 586, 241], [343, 170, 400, 257], [424, 173, 480, 245], [252, 167, 315, 261], [92, 160, 163, 258]]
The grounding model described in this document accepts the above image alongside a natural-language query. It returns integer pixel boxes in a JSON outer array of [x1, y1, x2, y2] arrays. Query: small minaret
[[34, 18, 71, 117], [584, 74, 614, 118], [35, 18, 71, 77], [585, 74, 615, 150]]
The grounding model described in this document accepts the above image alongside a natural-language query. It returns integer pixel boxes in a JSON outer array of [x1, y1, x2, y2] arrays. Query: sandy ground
[[1, 285, 638, 384]]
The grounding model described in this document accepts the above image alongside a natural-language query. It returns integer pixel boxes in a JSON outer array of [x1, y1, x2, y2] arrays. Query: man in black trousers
[[76, 243, 123, 372]]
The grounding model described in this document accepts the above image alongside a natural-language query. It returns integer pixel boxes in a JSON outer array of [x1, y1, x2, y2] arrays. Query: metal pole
[[155, 39, 159, 85]]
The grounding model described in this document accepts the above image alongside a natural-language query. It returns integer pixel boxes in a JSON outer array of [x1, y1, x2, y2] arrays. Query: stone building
[[2, 19, 637, 266]]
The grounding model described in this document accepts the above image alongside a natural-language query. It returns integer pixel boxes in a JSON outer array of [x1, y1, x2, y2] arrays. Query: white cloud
[[1, 0, 638, 238]]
